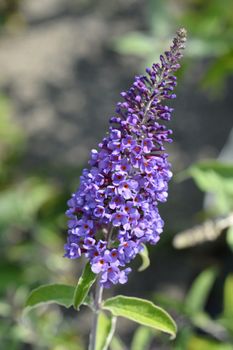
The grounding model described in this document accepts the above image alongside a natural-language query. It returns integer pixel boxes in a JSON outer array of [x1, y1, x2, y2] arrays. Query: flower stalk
[[89, 279, 104, 350]]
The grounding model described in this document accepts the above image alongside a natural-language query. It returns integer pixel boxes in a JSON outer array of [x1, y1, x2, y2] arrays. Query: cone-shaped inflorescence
[[65, 29, 187, 287]]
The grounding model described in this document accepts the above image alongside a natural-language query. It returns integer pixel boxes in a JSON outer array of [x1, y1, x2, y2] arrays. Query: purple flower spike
[[65, 28, 187, 287]]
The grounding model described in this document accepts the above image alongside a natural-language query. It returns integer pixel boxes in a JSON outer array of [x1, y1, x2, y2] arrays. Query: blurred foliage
[[0, 94, 24, 183], [112, 268, 229, 349], [168, 159, 233, 349], [154, 270, 233, 349], [24, 277, 177, 348], [1, 96, 232, 348], [184, 161, 233, 216], [110, 325, 153, 350], [0, 94, 85, 349], [0, 0, 25, 34], [112, 0, 233, 93], [0, 1, 232, 345], [107, 266, 233, 349], [177, 160, 233, 251]]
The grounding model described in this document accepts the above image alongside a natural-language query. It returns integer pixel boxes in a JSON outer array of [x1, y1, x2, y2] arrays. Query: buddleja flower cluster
[[65, 29, 186, 288]]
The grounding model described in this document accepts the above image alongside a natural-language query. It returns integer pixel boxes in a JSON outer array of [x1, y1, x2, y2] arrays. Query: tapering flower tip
[[175, 27, 187, 46], [65, 29, 186, 288]]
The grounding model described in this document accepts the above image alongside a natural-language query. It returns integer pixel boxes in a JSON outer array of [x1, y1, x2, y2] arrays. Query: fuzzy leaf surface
[[25, 284, 75, 313], [103, 295, 177, 338], [73, 262, 96, 310]]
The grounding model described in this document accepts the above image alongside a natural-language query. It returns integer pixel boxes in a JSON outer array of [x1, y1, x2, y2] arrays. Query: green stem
[[89, 279, 103, 350], [89, 227, 114, 350], [103, 316, 117, 350]]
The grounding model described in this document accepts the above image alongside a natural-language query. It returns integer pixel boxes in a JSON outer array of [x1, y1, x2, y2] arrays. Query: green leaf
[[96, 312, 116, 350], [0, 178, 56, 232], [103, 295, 177, 338], [223, 274, 233, 320], [110, 336, 127, 350], [184, 267, 218, 315], [191, 312, 226, 338], [24, 284, 75, 313], [0, 263, 23, 291], [73, 262, 96, 310], [174, 327, 193, 350], [112, 32, 154, 56], [183, 161, 233, 214], [226, 226, 233, 252], [131, 326, 153, 350], [188, 336, 233, 350], [201, 50, 233, 92], [138, 245, 150, 272]]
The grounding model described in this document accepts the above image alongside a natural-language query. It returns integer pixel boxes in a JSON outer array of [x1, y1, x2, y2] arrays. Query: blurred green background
[[0, 0, 233, 349]]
